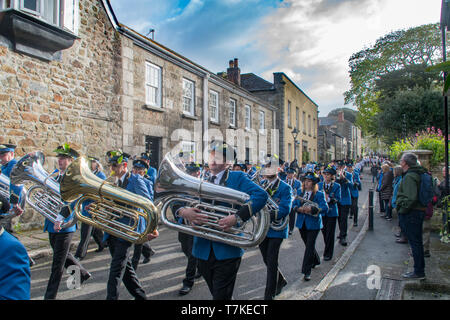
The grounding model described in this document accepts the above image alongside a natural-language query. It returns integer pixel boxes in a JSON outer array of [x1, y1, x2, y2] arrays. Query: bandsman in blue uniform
[[74, 156, 106, 261], [103, 150, 158, 300], [286, 167, 302, 235], [140, 152, 157, 186], [318, 165, 341, 261], [0, 144, 25, 232], [46, 144, 91, 300], [292, 171, 328, 281], [245, 160, 256, 179], [232, 162, 247, 173], [259, 160, 292, 300], [347, 162, 361, 227], [336, 161, 353, 246], [131, 158, 156, 270], [176, 141, 268, 300], [0, 223, 30, 300]]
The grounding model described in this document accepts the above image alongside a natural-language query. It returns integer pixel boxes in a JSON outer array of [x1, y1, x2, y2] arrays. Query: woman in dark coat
[[379, 164, 394, 218]]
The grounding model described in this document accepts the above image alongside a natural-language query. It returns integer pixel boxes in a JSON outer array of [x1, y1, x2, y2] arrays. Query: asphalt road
[[29, 171, 372, 300]]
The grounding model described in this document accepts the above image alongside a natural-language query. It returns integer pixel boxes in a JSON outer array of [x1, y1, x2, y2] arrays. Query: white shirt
[[209, 169, 226, 185]]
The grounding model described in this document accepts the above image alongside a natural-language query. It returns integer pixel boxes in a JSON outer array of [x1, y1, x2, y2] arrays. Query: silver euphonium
[[294, 195, 321, 217], [10, 151, 76, 228], [0, 172, 27, 219], [155, 153, 270, 248]]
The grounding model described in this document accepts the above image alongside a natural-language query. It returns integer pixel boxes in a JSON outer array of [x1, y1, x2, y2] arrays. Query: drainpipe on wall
[[202, 73, 210, 165]]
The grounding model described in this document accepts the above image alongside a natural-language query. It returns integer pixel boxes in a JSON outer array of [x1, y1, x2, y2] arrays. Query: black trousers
[[258, 237, 285, 300], [299, 225, 320, 275], [178, 232, 198, 288], [338, 204, 351, 239], [106, 236, 146, 300], [321, 216, 337, 259], [131, 241, 152, 271], [197, 249, 241, 300], [351, 197, 359, 224], [44, 232, 89, 300], [75, 222, 103, 260], [288, 208, 297, 233]]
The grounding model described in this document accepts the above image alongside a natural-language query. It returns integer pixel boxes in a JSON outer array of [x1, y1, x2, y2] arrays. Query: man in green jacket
[[395, 152, 427, 280]]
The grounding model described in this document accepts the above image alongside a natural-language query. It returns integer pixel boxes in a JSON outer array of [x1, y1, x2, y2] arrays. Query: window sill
[[0, 9, 78, 61], [229, 125, 237, 130], [143, 105, 165, 112], [182, 113, 198, 120], [210, 120, 220, 126]]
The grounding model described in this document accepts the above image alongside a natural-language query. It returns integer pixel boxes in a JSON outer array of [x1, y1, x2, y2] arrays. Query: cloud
[[251, 0, 441, 115]]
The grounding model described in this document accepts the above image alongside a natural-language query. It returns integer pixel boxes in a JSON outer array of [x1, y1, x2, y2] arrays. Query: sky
[[109, 0, 442, 117]]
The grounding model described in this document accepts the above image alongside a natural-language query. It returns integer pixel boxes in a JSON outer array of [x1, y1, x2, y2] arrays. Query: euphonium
[[294, 195, 321, 217], [10, 152, 75, 228], [155, 153, 270, 248], [60, 156, 158, 244], [258, 179, 290, 231]]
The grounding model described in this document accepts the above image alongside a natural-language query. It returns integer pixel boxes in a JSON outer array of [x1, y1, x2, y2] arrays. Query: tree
[[344, 23, 444, 135]]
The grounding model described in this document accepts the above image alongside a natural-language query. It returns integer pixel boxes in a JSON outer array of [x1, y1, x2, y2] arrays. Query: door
[[145, 136, 162, 170]]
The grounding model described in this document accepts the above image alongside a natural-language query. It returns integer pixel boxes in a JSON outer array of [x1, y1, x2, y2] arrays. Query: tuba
[[0, 173, 27, 219], [294, 196, 321, 217], [155, 153, 270, 248], [10, 152, 76, 228], [60, 156, 158, 244]]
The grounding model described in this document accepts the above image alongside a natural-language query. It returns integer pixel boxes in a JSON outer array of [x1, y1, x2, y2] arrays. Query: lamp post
[[292, 127, 299, 161]]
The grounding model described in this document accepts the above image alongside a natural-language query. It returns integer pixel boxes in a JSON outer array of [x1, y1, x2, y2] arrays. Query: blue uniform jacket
[[143, 175, 154, 201], [0, 228, 30, 300], [1, 159, 24, 212], [318, 181, 341, 217], [260, 179, 292, 239], [193, 170, 268, 261], [80, 170, 107, 218], [338, 171, 352, 206], [292, 191, 327, 230], [349, 171, 361, 198], [103, 172, 151, 243], [286, 178, 302, 197], [146, 166, 157, 185]]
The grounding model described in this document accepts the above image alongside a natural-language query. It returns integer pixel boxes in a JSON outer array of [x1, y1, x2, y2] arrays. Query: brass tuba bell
[[60, 156, 158, 244]]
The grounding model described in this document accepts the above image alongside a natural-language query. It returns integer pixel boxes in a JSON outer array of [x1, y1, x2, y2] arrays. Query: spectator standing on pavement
[[371, 163, 379, 183], [391, 166, 407, 242], [379, 164, 394, 219], [395, 152, 427, 279]]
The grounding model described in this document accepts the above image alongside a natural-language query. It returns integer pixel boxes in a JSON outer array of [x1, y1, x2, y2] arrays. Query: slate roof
[[241, 73, 275, 91]]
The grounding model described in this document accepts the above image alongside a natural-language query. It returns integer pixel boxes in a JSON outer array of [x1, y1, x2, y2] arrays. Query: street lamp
[[291, 127, 299, 161]]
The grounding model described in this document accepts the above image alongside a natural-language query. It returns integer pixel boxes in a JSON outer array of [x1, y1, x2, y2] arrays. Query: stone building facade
[[241, 72, 319, 163], [0, 0, 276, 228]]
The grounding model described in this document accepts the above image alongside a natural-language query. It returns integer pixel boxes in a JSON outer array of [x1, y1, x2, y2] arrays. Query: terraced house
[[0, 0, 277, 228]]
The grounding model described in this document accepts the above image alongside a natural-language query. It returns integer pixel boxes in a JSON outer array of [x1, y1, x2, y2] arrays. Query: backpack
[[418, 172, 434, 207]]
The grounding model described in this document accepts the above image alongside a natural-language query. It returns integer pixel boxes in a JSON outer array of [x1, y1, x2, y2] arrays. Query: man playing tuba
[[175, 141, 268, 300]]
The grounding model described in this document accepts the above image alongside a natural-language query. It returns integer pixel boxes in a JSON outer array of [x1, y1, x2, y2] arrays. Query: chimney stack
[[227, 58, 241, 86]]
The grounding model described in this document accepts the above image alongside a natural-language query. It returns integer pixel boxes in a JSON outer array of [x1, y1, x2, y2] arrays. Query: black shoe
[[275, 277, 288, 295], [348, 215, 353, 219], [142, 257, 151, 264], [339, 238, 347, 246], [80, 271, 92, 285], [353, 223, 358, 227], [179, 285, 192, 295], [312, 261, 320, 269], [424, 250, 431, 258], [323, 256, 332, 261], [194, 271, 202, 279], [95, 246, 104, 253], [304, 273, 311, 281], [394, 232, 402, 238], [396, 237, 408, 244], [149, 248, 156, 256], [402, 272, 425, 280], [288, 231, 293, 236]]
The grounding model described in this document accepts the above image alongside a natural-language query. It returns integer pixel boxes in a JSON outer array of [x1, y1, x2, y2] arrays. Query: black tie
[[209, 175, 217, 183]]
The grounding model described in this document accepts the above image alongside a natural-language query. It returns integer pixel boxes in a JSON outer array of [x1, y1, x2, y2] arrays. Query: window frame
[[229, 98, 236, 127], [244, 104, 251, 130], [259, 110, 265, 133], [182, 78, 195, 116], [209, 90, 219, 123], [145, 61, 162, 108], [287, 100, 292, 128]]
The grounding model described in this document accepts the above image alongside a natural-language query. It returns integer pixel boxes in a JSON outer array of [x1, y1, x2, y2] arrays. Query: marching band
[[0, 141, 367, 301]]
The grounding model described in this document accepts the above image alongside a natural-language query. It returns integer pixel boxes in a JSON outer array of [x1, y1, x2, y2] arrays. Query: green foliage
[[414, 127, 445, 168], [388, 138, 414, 161], [439, 195, 450, 244], [345, 23, 444, 136]]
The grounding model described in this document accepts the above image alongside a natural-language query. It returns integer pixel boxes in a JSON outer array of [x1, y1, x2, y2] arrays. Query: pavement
[[10, 169, 450, 300]]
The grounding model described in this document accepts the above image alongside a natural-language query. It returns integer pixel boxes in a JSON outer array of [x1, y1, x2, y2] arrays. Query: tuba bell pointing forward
[[60, 153, 158, 244]]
